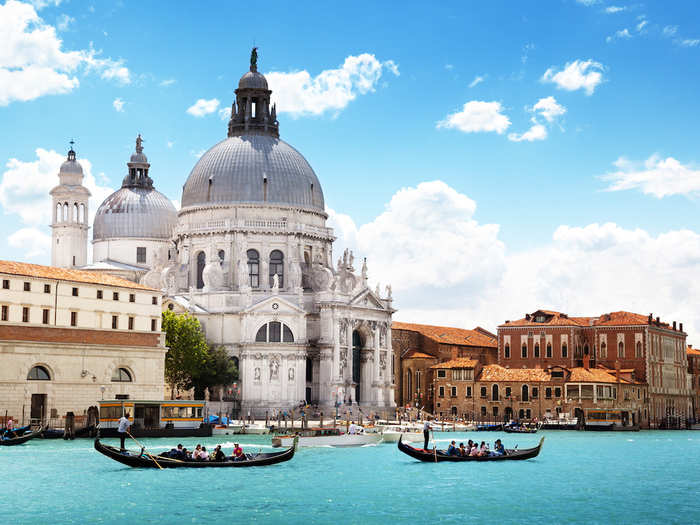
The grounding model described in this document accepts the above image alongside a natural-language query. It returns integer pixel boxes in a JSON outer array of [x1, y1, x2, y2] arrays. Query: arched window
[[79, 203, 85, 223], [583, 344, 589, 356], [63, 202, 68, 222], [73, 203, 78, 222], [618, 341, 624, 358], [600, 342, 607, 358], [492, 384, 499, 401], [27, 365, 50, 380], [196, 251, 206, 289], [521, 344, 527, 358], [534, 343, 540, 358], [247, 249, 260, 288], [562, 343, 568, 358], [111, 368, 132, 382], [255, 322, 294, 342], [522, 384, 529, 402], [504, 343, 510, 359], [269, 250, 284, 288], [218, 249, 225, 267], [56, 203, 62, 222], [636, 341, 642, 358], [546, 343, 552, 358], [406, 369, 412, 399]]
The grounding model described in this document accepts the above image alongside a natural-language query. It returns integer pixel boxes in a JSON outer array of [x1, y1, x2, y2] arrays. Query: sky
[[1, 0, 700, 341]]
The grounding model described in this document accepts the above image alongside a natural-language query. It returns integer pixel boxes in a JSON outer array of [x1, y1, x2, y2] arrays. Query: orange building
[[688, 345, 700, 423]]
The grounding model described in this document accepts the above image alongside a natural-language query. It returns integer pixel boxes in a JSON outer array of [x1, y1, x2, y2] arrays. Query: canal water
[[2, 430, 699, 524]]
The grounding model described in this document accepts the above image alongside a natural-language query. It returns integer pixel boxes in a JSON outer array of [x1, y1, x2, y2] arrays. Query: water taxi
[[98, 400, 211, 437], [584, 409, 639, 431], [271, 427, 383, 448]]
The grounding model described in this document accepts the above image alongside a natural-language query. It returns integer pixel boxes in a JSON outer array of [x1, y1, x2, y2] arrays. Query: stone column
[[333, 316, 341, 382], [345, 320, 353, 388]]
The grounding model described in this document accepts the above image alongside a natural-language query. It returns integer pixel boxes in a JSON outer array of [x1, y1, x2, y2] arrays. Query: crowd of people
[[445, 439, 506, 457], [159, 442, 245, 462]]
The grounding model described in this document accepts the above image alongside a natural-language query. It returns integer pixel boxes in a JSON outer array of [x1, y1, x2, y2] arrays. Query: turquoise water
[[2, 431, 699, 524]]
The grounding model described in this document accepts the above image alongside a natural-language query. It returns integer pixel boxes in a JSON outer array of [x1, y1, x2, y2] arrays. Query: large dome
[[181, 135, 325, 211], [93, 187, 177, 241]]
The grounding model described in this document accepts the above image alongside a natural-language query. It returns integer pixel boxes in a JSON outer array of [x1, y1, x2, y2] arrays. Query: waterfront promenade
[[3, 430, 699, 524]]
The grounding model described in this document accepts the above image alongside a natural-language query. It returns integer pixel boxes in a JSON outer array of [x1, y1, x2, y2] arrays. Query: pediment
[[243, 295, 306, 315], [350, 289, 386, 310]]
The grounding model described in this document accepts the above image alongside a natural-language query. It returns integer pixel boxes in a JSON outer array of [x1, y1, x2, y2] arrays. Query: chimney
[[673, 321, 677, 331], [615, 360, 621, 384], [451, 347, 458, 361], [525, 314, 531, 321], [648, 313, 653, 324], [680, 323, 683, 333], [583, 353, 590, 371], [656, 316, 660, 325]]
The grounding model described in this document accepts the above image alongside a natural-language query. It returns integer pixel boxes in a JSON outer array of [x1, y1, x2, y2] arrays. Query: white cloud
[[531, 96, 566, 123], [159, 78, 176, 87], [605, 6, 626, 13], [328, 181, 700, 341], [606, 28, 632, 42], [166, 141, 174, 149], [437, 101, 510, 134], [265, 53, 399, 116], [575, 0, 600, 5], [0, 0, 131, 105], [0, 148, 113, 255], [541, 59, 605, 95], [56, 13, 72, 31], [112, 97, 124, 112], [508, 123, 547, 142], [678, 39, 700, 47], [186, 98, 220, 117], [521, 43, 535, 64], [663, 25, 678, 37], [600, 154, 700, 198], [636, 20, 648, 32], [8, 227, 51, 258], [27, 0, 62, 8], [445, 64, 454, 71], [190, 149, 206, 158], [218, 106, 231, 121], [468, 75, 484, 88]]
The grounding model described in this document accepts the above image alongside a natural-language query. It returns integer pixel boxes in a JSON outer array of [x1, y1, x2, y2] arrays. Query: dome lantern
[[227, 47, 279, 139]]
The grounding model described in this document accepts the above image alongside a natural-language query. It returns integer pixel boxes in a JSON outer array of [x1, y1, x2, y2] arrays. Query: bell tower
[[50, 142, 90, 268]]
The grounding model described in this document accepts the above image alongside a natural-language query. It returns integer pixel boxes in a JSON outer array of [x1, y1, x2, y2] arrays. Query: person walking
[[117, 412, 132, 451], [423, 418, 432, 450]]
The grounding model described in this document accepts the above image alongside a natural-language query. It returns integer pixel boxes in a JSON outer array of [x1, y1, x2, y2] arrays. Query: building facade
[[688, 345, 700, 422], [498, 309, 692, 426], [0, 261, 166, 423]]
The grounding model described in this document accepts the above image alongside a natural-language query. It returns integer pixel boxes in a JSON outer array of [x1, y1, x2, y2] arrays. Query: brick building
[[432, 358, 648, 426], [392, 321, 497, 411], [0, 260, 166, 424], [688, 345, 700, 422], [498, 309, 692, 426]]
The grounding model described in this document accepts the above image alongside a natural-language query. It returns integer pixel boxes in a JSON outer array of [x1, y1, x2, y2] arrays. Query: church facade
[[52, 50, 396, 415]]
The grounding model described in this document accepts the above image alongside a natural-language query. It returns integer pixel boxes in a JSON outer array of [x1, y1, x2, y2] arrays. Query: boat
[[211, 422, 269, 435], [239, 423, 270, 434], [397, 435, 544, 462], [271, 427, 383, 448], [584, 409, 639, 431], [476, 423, 503, 431], [504, 424, 540, 434], [98, 399, 211, 438], [40, 428, 65, 439], [0, 427, 43, 446], [380, 425, 423, 443], [93, 439, 295, 468], [542, 413, 578, 430]]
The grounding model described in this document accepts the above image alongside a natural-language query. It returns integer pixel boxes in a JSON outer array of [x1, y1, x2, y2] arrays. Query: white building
[[0, 260, 166, 423], [50, 50, 396, 416]]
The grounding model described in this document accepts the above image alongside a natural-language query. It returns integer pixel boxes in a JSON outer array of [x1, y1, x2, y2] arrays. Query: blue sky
[[2, 0, 700, 336]]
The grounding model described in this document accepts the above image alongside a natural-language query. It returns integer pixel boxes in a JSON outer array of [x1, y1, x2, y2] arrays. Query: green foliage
[[161, 311, 239, 398]]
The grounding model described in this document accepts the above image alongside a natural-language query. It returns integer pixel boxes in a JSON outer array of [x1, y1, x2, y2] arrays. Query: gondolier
[[423, 419, 432, 450], [117, 412, 132, 451]]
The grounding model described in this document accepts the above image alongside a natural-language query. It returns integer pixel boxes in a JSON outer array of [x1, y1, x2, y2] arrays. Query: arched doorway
[[352, 330, 362, 403], [196, 251, 206, 289]]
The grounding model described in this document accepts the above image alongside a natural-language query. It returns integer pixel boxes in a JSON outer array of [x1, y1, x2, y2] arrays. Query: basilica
[[49, 50, 396, 416]]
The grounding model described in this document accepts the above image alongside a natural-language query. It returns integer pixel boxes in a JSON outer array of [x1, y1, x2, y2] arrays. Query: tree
[[162, 310, 208, 395], [191, 346, 239, 399]]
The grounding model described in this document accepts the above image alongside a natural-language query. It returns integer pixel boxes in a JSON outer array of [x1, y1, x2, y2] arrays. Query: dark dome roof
[[238, 70, 268, 90], [181, 134, 324, 211]]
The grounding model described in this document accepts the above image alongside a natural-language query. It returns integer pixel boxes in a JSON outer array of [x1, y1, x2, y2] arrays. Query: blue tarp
[[205, 415, 230, 425]]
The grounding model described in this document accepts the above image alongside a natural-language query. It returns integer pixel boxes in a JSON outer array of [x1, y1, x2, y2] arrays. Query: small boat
[[271, 427, 383, 448], [40, 428, 65, 439], [93, 439, 295, 468], [212, 422, 270, 435], [380, 425, 423, 443], [0, 427, 43, 446], [239, 423, 270, 435], [476, 423, 503, 431], [397, 435, 544, 462], [503, 425, 539, 434]]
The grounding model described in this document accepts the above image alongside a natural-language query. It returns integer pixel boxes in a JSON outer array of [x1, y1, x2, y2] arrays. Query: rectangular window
[[129, 293, 135, 303], [112, 315, 118, 329], [128, 317, 134, 330], [44, 284, 51, 294], [505, 386, 512, 398], [152, 296, 158, 305], [1, 305, 7, 321], [136, 247, 147, 264], [546, 344, 552, 358], [504, 344, 511, 359], [545, 387, 552, 399], [70, 311, 77, 326], [480, 386, 487, 398], [451, 386, 457, 398], [23, 282, 31, 291], [554, 387, 561, 397], [2, 279, 9, 289], [534, 344, 540, 358], [42, 309, 49, 325], [562, 344, 568, 358], [521, 345, 527, 358], [151, 319, 157, 332], [466, 386, 472, 398], [481, 406, 487, 416], [97, 290, 103, 299], [72, 287, 78, 297], [532, 387, 539, 399], [22, 307, 29, 323], [113, 292, 119, 301], [437, 370, 446, 378], [438, 386, 444, 398]]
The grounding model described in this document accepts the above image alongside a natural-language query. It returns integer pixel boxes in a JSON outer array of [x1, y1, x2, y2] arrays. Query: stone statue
[[361, 258, 368, 281], [385, 284, 392, 300], [254, 367, 261, 381], [271, 272, 279, 292], [250, 47, 258, 69], [202, 242, 224, 292], [375, 283, 380, 297], [288, 259, 302, 289], [270, 359, 279, 380], [135, 134, 143, 154], [310, 256, 333, 292], [288, 368, 295, 381]]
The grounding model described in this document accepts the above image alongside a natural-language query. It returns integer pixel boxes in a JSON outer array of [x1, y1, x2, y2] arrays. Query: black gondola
[[93, 439, 296, 468], [476, 423, 503, 431], [503, 423, 541, 434], [397, 435, 544, 462], [0, 427, 43, 446]]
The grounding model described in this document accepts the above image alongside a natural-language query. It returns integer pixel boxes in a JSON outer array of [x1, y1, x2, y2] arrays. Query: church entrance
[[352, 331, 362, 403]]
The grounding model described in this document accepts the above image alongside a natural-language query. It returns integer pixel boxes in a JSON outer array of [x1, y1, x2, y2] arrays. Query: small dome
[[181, 134, 324, 211], [130, 152, 148, 163], [60, 158, 83, 175], [239, 70, 268, 90], [93, 187, 177, 241]]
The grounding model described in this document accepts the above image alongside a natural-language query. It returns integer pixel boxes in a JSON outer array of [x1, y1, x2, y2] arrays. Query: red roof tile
[[478, 365, 551, 382], [431, 358, 479, 369], [392, 321, 497, 348], [404, 351, 436, 360]]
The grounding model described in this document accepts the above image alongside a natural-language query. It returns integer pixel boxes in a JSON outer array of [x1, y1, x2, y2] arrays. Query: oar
[[431, 430, 438, 463], [126, 430, 163, 470]]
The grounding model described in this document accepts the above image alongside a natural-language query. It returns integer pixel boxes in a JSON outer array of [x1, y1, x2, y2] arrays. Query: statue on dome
[[135, 134, 144, 154], [250, 47, 258, 69]]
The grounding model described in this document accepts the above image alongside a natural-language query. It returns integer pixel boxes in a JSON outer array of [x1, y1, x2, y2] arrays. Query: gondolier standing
[[423, 418, 432, 450], [117, 412, 132, 451]]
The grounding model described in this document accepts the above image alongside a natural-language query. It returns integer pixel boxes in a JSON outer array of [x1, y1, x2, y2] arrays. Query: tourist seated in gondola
[[166, 444, 185, 459], [211, 445, 225, 462], [479, 441, 489, 456], [447, 440, 458, 455], [459, 443, 467, 456], [232, 443, 245, 461], [196, 446, 208, 461], [490, 439, 506, 456], [469, 443, 481, 456]]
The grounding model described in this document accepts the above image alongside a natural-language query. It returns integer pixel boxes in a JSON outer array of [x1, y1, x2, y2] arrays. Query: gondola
[[93, 439, 296, 468], [503, 424, 540, 434], [476, 423, 503, 431], [0, 427, 43, 446], [397, 435, 544, 462]]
